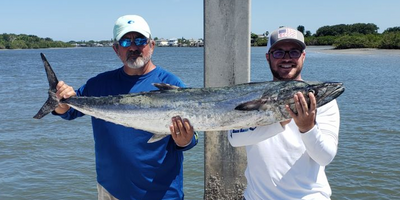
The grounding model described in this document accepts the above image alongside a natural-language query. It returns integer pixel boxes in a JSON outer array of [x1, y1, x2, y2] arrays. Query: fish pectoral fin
[[147, 134, 170, 143], [235, 99, 265, 111], [153, 83, 180, 90]]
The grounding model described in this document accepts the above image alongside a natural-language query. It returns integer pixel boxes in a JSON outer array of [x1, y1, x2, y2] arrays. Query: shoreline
[[2, 46, 400, 55], [252, 45, 400, 55], [306, 45, 400, 55]]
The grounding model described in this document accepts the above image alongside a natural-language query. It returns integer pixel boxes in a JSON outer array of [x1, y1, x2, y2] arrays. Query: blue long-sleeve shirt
[[55, 66, 198, 200]]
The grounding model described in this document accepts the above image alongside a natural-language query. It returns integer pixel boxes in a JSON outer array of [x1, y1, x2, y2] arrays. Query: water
[[1, 47, 399, 199]]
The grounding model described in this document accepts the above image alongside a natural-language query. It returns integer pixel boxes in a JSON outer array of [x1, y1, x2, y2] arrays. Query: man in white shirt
[[228, 27, 340, 200]]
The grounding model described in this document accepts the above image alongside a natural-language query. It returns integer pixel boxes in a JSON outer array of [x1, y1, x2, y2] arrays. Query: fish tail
[[33, 53, 59, 119]]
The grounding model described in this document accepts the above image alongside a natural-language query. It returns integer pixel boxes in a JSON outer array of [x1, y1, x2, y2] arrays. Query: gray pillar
[[204, 0, 251, 199]]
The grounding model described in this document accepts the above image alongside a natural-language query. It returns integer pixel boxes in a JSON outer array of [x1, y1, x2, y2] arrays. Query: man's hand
[[54, 81, 76, 114], [286, 92, 317, 133], [170, 116, 194, 147]]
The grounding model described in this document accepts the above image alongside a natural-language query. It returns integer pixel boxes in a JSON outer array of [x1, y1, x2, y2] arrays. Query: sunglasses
[[119, 37, 148, 47], [269, 49, 302, 59]]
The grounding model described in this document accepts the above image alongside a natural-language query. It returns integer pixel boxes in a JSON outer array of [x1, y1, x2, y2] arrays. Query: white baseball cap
[[266, 27, 306, 53], [113, 15, 151, 41]]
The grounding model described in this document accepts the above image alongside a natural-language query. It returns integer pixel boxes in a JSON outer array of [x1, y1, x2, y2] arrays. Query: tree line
[[252, 23, 400, 49], [0, 33, 73, 49], [3, 23, 400, 50]]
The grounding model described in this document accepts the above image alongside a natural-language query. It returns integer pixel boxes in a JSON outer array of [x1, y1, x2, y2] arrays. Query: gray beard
[[126, 52, 152, 69]]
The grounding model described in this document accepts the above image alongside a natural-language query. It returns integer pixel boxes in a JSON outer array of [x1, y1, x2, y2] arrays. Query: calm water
[[0, 47, 399, 199]]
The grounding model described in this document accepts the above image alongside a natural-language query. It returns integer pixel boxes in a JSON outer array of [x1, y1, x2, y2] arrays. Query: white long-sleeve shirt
[[228, 100, 340, 200]]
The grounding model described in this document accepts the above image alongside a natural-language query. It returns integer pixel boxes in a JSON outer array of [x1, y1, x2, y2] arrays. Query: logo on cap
[[127, 20, 134, 24], [278, 28, 297, 39]]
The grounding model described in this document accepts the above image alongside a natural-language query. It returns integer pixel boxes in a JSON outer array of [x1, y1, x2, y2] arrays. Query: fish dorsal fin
[[235, 99, 266, 111], [147, 134, 170, 143], [153, 83, 180, 90]]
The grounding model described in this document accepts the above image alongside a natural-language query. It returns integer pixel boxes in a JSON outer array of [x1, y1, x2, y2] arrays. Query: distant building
[[197, 39, 204, 47], [155, 38, 203, 47], [156, 38, 168, 47], [258, 34, 267, 38], [168, 38, 179, 47], [188, 38, 204, 47]]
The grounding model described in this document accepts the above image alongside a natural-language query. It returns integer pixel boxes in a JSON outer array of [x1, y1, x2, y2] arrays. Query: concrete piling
[[204, 0, 251, 199]]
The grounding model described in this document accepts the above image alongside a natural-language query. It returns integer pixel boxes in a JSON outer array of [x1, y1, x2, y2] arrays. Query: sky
[[1, 0, 399, 42]]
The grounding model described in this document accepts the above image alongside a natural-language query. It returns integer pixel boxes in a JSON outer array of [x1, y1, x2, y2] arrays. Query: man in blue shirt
[[54, 15, 198, 200]]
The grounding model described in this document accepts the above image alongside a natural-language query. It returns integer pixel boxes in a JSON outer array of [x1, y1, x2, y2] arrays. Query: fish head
[[276, 81, 345, 115], [306, 81, 345, 107]]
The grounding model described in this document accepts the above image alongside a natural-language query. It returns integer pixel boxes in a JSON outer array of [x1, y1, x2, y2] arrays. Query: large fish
[[34, 53, 345, 142]]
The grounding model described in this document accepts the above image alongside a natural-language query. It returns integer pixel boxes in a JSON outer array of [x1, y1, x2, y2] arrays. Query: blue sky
[[1, 0, 398, 42]]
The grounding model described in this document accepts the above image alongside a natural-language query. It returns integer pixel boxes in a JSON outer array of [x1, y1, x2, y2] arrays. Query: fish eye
[[307, 88, 316, 95]]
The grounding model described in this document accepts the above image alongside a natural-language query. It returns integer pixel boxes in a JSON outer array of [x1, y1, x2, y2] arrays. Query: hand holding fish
[[170, 116, 194, 147], [54, 81, 76, 114], [286, 92, 317, 133]]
